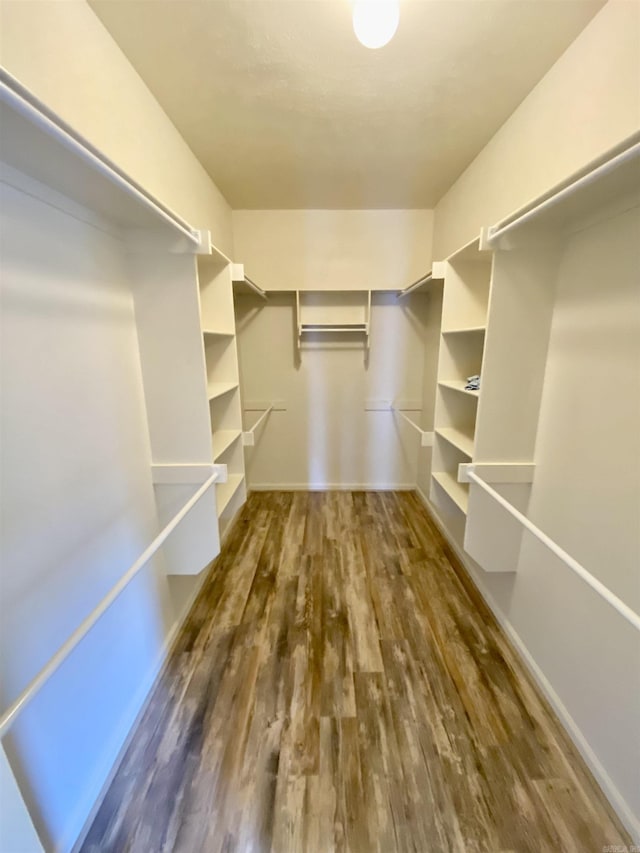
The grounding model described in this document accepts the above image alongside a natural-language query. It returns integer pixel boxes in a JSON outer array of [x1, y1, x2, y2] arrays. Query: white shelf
[[212, 429, 242, 460], [0, 70, 199, 246], [438, 380, 480, 399], [203, 328, 234, 339], [488, 138, 640, 248], [432, 471, 469, 514], [436, 427, 474, 457], [442, 326, 486, 336], [216, 474, 244, 517], [207, 381, 238, 402]]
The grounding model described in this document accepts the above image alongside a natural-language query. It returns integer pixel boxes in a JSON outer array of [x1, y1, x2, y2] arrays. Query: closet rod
[[466, 470, 640, 633], [397, 273, 432, 299], [0, 471, 220, 739], [244, 276, 268, 300], [392, 406, 433, 446], [392, 406, 423, 436], [0, 70, 200, 246], [487, 139, 640, 244], [247, 405, 273, 434]]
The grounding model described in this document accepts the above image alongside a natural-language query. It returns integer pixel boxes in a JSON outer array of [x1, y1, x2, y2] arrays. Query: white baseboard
[[65, 583, 204, 853], [415, 486, 639, 843], [248, 482, 416, 492]]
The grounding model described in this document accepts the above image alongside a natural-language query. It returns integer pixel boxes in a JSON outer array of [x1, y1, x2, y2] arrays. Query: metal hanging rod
[[0, 70, 201, 246], [391, 405, 434, 447], [243, 406, 274, 446], [243, 276, 268, 300], [487, 137, 640, 245], [466, 469, 640, 633], [0, 471, 220, 739], [397, 273, 433, 299], [247, 405, 273, 434]]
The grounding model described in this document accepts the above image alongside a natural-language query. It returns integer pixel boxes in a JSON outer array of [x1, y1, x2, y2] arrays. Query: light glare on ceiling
[[352, 0, 400, 49]]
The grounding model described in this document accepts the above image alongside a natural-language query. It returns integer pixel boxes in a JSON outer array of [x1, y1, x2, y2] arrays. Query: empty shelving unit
[[199, 249, 248, 539], [430, 238, 492, 542]]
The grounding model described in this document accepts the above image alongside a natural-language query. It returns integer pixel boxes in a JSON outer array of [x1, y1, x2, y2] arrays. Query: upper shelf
[[0, 69, 200, 248], [488, 135, 640, 249]]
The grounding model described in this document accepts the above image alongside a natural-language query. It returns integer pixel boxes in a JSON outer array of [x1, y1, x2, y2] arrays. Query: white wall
[[0, 180, 176, 852], [237, 292, 435, 489], [433, 0, 640, 259], [0, 0, 234, 255], [425, 1, 640, 835], [457, 205, 640, 837], [233, 209, 436, 489], [233, 209, 433, 291], [518, 207, 640, 831], [0, 3, 233, 849]]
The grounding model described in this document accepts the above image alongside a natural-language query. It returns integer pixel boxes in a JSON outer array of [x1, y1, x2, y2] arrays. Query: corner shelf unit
[[430, 237, 492, 541], [296, 290, 372, 350], [198, 249, 248, 540]]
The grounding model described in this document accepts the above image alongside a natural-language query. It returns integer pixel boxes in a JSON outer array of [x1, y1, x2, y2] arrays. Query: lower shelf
[[436, 427, 474, 457], [212, 429, 242, 461], [432, 471, 469, 514], [216, 474, 244, 517]]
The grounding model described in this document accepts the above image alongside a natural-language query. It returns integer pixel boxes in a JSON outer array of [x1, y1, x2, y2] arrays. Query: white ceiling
[[89, 0, 604, 209]]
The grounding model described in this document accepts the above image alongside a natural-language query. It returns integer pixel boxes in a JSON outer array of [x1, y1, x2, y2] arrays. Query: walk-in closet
[[1, 1, 638, 850]]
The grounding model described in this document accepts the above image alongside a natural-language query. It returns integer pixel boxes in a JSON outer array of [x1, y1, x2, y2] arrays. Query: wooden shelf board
[[203, 328, 234, 339], [212, 429, 242, 461], [436, 427, 474, 458], [216, 474, 244, 517], [432, 471, 469, 514], [438, 380, 480, 399], [442, 325, 486, 336], [207, 381, 238, 402]]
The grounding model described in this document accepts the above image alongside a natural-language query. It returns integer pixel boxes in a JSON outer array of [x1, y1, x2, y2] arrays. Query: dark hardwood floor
[[80, 491, 630, 852]]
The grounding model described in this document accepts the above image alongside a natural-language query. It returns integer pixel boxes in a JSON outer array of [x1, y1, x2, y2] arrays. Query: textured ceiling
[[89, 0, 604, 208]]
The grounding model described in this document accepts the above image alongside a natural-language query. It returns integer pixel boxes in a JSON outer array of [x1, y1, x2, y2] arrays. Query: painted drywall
[[433, 0, 640, 259], [237, 292, 432, 489], [427, 203, 640, 838], [512, 206, 640, 831], [233, 209, 435, 488], [0, 746, 43, 853], [232, 209, 433, 291], [0, 0, 234, 255], [0, 179, 179, 852]]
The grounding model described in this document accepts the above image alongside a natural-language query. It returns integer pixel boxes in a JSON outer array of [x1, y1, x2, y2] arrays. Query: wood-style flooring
[[81, 491, 630, 852]]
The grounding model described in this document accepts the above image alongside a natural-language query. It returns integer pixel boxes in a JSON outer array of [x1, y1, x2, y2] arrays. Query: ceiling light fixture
[[352, 0, 400, 49]]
